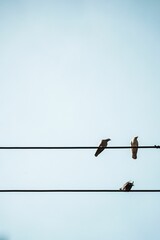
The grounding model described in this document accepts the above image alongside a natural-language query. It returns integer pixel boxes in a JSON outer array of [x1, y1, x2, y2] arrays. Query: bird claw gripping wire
[[154, 145, 160, 148]]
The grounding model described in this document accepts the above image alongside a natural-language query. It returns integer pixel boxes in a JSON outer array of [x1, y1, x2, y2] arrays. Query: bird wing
[[94, 140, 107, 157], [131, 138, 138, 159]]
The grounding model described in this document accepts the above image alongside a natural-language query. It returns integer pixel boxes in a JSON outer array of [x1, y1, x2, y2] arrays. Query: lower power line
[[0, 189, 160, 192]]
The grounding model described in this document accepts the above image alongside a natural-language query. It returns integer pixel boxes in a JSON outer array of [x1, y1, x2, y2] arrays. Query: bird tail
[[132, 153, 137, 159]]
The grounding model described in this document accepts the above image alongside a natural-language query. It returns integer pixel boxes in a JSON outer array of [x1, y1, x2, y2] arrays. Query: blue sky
[[0, 0, 160, 239]]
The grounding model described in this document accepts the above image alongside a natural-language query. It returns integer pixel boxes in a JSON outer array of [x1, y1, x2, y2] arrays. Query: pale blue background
[[0, 0, 160, 239]]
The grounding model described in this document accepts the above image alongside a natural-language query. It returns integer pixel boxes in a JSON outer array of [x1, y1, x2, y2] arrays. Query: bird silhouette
[[120, 181, 134, 191], [131, 136, 138, 159], [94, 138, 111, 157]]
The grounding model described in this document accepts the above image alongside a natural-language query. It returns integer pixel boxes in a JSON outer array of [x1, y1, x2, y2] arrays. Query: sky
[[0, 0, 160, 239]]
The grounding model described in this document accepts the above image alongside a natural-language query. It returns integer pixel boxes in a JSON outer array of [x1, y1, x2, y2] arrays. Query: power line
[[0, 145, 159, 150], [0, 190, 160, 192]]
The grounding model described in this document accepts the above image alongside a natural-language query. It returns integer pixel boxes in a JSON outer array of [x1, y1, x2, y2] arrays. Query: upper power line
[[0, 145, 159, 149]]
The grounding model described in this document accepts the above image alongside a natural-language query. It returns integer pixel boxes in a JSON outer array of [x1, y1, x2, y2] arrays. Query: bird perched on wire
[[120, 181, 134, 191], [131, 136, 138, 159], [94, 138, 111, 157]]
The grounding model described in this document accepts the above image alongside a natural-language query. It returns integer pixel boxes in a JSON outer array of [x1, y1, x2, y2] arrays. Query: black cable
[[0, 190, 160, 192], [0, 145, 159, 149]]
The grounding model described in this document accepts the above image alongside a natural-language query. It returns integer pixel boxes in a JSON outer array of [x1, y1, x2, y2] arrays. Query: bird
[[94, 138, 111, 157], [131, 136, 138, 159], [120, 181, 134, 191]]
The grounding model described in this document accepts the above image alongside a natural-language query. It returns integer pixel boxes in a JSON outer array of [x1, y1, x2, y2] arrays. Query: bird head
[[106, 138, 111, 142], [129, 180, 134, 185]]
